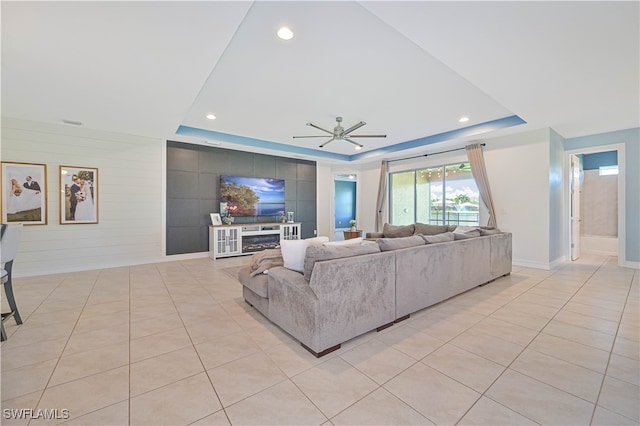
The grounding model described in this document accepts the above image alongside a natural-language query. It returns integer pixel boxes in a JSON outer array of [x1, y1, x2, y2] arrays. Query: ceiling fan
[[293, 116, 387, 149]]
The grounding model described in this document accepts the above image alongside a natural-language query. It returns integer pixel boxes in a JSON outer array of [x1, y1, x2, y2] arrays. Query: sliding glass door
[[390, 162, 480, 226]]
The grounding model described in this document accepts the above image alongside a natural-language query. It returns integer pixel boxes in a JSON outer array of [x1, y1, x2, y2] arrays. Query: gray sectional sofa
[[239, 225, 512, 357]]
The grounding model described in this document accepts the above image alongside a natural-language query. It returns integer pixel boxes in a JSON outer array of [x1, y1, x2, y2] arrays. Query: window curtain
[[466, 143, 497, 228], [375, 160, 389, 232]]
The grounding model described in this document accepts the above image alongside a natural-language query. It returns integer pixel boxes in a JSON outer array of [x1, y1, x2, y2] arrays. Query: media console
[[209, 222, 301, 259]]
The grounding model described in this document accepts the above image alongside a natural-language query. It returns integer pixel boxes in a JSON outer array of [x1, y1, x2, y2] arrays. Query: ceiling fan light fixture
[[277, 26, 294, 40]]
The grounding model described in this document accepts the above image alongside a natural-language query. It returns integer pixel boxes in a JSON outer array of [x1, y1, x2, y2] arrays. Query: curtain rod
[[388, 143, 485, 163]]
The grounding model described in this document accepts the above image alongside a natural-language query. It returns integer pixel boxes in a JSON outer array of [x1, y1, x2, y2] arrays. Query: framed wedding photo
[[1, 161, 48, 225], [210, 213, 222, 226], [60, 165, 98, 224]]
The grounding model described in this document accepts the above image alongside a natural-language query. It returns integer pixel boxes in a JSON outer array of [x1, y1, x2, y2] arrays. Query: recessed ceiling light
[[206, 114, 216, 120], [459, 116, 469, 123], [277, 26, 294, 40], [355, 146, 363, 150]]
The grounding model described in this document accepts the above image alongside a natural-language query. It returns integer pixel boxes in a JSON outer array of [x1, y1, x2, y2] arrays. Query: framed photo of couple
[[60, 166, 98, 224], [1, 161, 48, 225]]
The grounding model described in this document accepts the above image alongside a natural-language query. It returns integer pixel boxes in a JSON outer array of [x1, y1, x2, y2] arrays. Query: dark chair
[[1, 223, 23, 341]]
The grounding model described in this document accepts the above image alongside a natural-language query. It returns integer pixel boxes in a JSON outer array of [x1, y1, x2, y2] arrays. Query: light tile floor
[[1, 254, 638, 425]]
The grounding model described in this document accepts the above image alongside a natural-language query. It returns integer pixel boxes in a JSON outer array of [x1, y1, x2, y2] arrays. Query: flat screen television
[[220, 176, 285, 217]]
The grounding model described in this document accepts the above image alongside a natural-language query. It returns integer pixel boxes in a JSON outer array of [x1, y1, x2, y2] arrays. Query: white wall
[[484, 129, 551, 268], [548, 129, 565, 265], [315, 163, 333, 238], [2, 118, 165, 277]]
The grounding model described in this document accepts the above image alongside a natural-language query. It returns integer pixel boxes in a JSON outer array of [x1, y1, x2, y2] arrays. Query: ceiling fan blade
[[292, 135, 335, 138], [344, 137, 364, 149], [347, 134, 387, 138], [343, 121, 366, 135], [306, 122, 335, 135], [319, 137, 336, 148]]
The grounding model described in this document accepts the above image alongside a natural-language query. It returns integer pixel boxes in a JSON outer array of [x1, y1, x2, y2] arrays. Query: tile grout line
[[26, 270, 104, 426], [156, 260, 232, 425], [453, 259, 608, 424], [589, 266, 638, 425]]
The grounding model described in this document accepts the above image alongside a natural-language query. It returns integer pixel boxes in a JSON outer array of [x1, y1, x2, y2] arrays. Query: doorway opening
[[566, 144, 625, 265], [334, 174, 357, 241]]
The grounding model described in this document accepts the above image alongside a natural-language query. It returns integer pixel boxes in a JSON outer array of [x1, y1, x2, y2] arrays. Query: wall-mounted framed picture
[[210, 213, 222, 226], [60, 165, 98, 224], [1, 161, 48, 225]]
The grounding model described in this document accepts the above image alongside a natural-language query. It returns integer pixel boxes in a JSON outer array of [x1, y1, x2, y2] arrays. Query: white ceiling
[[2, 1, 638, 163]]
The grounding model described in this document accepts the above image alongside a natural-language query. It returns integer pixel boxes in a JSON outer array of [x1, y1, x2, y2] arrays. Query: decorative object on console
[[210, 213, 222, 226], [349, 219, 356, 231], [222, 216, 234, 225], [286, 211, 294, 223]]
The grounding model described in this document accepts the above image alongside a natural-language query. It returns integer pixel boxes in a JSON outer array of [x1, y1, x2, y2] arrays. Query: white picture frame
[[210, 213, 222, 226]]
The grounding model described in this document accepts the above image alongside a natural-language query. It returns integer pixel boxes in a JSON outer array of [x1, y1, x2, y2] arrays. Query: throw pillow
[[421, 232, 455, 244], [377, 235, 425, 251], [453, 230, 480, 240], [382, 223, 415, 238], [324, 237, 363, 246], [303, 244, 381, 281], [414, 223, 449, 236], [280, 236, 329, 273], [479, 228, 502, 236]]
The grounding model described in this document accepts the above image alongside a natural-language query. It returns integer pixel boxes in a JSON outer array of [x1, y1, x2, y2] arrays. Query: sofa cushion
[[238, 266, 269, 298], [422, 232, 455, 244], [453, 230, 481, 240], [383, 223, 415, 238], [377, 235, 425, 251], [303, 244, 381, 281], [280, 237, 329, 273], [479, 228, 502, 236], [249, 248, 283, 277], [453, 225, 480, 234], [414, 223, 450, 236]]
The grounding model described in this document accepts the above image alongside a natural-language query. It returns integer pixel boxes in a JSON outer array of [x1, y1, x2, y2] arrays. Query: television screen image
[[220, 176, 285, 217]]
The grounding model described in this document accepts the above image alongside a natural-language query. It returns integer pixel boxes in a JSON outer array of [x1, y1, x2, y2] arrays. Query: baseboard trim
[[512, 259, 553, 270], [621, 260, 640, 269]]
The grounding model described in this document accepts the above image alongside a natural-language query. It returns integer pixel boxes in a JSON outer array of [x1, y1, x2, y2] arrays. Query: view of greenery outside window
[[390, 162, 480, 226]]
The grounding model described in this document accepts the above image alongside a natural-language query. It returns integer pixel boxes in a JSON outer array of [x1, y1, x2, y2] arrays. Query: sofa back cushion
[[304, 244, 381, 281], [421, 232, 455, 244], [382, 223, 415, 238], [377, 235, 425, 251], [414, 223, 450, 236]]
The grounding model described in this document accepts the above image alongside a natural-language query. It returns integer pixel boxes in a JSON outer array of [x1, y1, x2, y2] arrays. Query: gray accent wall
[[167, 141, 317, 255]]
